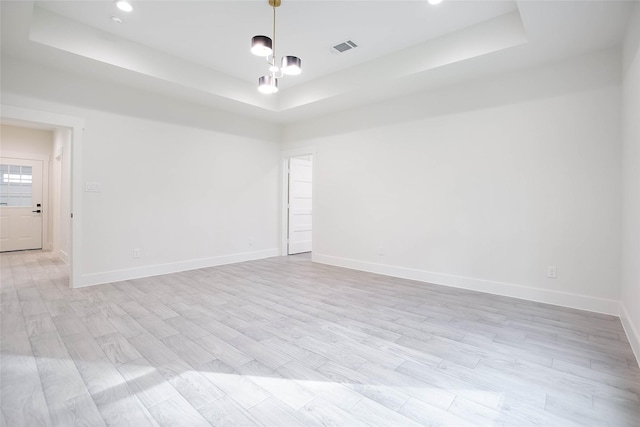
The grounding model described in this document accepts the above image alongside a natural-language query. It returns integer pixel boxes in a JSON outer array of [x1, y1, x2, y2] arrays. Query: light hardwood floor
[[1, 250, 639, 427]]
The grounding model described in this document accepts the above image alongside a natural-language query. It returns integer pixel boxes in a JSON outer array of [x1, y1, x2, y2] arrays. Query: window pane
[[0, 164, 35, 206]]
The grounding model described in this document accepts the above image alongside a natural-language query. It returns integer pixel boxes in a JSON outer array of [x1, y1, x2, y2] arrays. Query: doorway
[[284, 154, 313, 255], [0, 104, 82, 287]]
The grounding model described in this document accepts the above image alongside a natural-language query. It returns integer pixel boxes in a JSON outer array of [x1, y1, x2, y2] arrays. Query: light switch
[[85, 181, 102, 192]]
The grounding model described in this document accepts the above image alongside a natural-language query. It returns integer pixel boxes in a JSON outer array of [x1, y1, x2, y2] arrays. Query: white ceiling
[[0, 1, 636, 124]]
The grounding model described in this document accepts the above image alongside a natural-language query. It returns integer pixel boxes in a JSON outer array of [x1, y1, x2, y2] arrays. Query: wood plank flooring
[[1, 250, 639, 426]]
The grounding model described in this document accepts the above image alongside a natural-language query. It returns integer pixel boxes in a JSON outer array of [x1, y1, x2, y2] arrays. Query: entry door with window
[[288, 157, 312, 254], [0, 158, 43, 252]]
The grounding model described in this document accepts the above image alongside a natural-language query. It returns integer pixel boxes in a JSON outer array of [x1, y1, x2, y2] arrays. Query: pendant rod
[[272, 2, 277, 74]]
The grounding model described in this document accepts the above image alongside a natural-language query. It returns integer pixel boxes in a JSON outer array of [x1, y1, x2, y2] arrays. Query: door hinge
[[70, 213, 74, 218]]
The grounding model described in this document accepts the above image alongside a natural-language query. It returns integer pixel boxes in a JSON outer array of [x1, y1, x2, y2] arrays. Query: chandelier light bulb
[[281, 56, 302, 75], [258, 76, 279, 94], [251, 36, 273, 57]]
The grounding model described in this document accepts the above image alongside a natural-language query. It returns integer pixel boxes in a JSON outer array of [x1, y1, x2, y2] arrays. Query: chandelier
[[251, 0, 301, 94]]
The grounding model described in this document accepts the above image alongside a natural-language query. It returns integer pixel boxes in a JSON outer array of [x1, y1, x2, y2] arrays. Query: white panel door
[[0, 158, 43, 252], [288, 157, 312, 254]]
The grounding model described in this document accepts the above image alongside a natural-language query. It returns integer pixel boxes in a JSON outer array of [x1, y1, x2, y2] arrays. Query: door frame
[[1, 104, 85, 288], [280, 146, 316, 256]]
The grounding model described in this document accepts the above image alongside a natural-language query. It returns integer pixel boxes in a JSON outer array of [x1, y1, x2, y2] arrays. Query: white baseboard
[[75, 248, 279, 288], [58, 249, 70, 265], [313, 254, 621, 316], [620, 303, 640, 366]]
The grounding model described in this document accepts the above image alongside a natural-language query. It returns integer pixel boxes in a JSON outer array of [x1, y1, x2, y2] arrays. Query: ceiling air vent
[[331, 40, 358, 53]]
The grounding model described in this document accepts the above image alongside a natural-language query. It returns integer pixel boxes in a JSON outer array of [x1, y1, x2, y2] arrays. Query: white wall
[[1, 57, 282, 287], [621, 4, 640, 362], [1, 124, 53, 156], [284, 49, 623, 315], [0, 124, 53, 251], [78, 109, 280, 284]]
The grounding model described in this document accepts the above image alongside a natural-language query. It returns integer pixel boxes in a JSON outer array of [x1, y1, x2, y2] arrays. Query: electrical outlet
[[547, 265, 557, 279], [248, 237, 254, 246], [133, 248, 141, 258], [378, 246, 384, 256]]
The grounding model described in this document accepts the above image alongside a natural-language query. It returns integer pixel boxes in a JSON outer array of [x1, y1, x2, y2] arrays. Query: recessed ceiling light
[[115, 1, 133, 12], [428, 0, 443, 4], [110, 16, 123, 24]]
